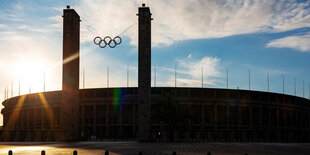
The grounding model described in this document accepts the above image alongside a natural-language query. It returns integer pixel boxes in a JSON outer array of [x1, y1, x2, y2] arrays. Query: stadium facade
[[2, 87, 310, 142], [1, 5, 310, 142]]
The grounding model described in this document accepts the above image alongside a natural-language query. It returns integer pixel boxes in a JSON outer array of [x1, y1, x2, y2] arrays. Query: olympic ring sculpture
[[94, 36, 122, 48]]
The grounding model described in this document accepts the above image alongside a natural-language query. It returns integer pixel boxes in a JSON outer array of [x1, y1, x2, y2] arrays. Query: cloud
[[72, 0, 310, 47], [0, 24, 7, 29], [267, 33, 310, 52], [156, 56, 221, 87], [12, 4, 23, 11], [178, 56, 221, 85], [0, 4, 23, 22], [245, 64, 290, 76], [48, 15, 62, 32], [17, 24, 54, 33]]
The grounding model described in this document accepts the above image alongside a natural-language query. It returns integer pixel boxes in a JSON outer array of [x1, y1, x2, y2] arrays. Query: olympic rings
[[94, 36, 122, 48]]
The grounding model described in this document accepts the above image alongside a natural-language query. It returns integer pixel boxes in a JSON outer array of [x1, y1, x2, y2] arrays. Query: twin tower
[[60, 5, 152, 141]]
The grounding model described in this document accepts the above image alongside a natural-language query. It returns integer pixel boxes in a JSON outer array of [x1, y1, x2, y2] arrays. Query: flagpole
[[174, 65, 177, 87], [44, 72, 46, 92], [107, 66, 109, 88], [249, 69, 251, 90], [201, 67, 203, 88], [19, 80, 20, 95], [83, 68, 85, 89], [294, 78, 296, 96], [267, 72, 269, 92], [154, 65, 156, 87]]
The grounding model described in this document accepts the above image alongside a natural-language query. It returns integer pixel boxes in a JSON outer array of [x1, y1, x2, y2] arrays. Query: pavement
[[0, 142, 309, 155]]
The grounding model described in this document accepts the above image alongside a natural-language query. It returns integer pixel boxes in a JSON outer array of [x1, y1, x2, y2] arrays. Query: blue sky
[[1, 0, 310, 124]]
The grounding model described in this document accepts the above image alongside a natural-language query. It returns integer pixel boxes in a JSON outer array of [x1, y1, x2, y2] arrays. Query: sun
[[10, 56, 49, 94]]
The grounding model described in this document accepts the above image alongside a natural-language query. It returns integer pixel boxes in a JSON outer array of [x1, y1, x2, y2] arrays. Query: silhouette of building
[[1, 5, 310, 142], [2, 87, 310, 142], [137, 4, 152, 142], [61, 6, 80, 141]]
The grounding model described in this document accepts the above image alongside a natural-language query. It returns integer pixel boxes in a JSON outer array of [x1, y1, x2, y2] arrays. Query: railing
[[7, 150, 249, 155]]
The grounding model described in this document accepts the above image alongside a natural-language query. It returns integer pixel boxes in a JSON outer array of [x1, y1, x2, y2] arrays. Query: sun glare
[[10, 56, 50, 94]]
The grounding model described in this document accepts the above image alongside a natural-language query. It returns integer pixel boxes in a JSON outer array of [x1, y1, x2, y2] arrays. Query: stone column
[[119, 106, 122, 137], [259, 106, 262, 127], [277, 109, 280, 128], [81, 105, 84, 138], [59, 6, 80, 141], [227, 103, 230, 129], [33, 109, 36, 129], [27, 110, 30, 129], [93, 105, 96, 137], [238, 106, 242, 129], [201, 105, 205, 126], [133, 103, 136, 135], [284, 110, 287, 128], [249, 104, 252, 129], [214, 103, 217, 129], [41, 109, 44, 129], [137, 4, 152, 142], [105, 103, 109, 136]]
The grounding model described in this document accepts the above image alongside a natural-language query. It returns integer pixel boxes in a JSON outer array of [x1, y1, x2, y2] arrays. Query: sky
[[0, 0, 310, 125]]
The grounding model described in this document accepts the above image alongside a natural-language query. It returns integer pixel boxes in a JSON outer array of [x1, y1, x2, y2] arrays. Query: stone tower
[[59, 6, 80, 141], [137, 4, 152, 142]]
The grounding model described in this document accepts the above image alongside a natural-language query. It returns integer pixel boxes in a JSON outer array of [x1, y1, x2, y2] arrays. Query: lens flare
[[113, 88, 123, 111]]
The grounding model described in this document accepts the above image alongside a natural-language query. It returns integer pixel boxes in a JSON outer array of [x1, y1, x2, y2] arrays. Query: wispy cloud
[[12, 4, 23, 11], [246, 65, 290, 76], [48, 15, 62, 32], [0, 5, 23, 22], [0, 24, 7, 29], [73, 0, 310, 46], [156, 56, 221, 87], [17, 24, 54, 33], [267, 33, 310, 52]]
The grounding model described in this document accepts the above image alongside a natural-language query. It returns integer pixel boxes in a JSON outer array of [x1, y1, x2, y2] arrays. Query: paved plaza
[[0, 142, 310, 155]]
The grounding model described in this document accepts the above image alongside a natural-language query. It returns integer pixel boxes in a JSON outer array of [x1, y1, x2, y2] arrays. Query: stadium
[[2, 87, 310, 142], [1, 5, 310, 142]]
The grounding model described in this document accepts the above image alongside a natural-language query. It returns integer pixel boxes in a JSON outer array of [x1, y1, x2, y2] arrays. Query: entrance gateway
[[60, 4, 152, 141]]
